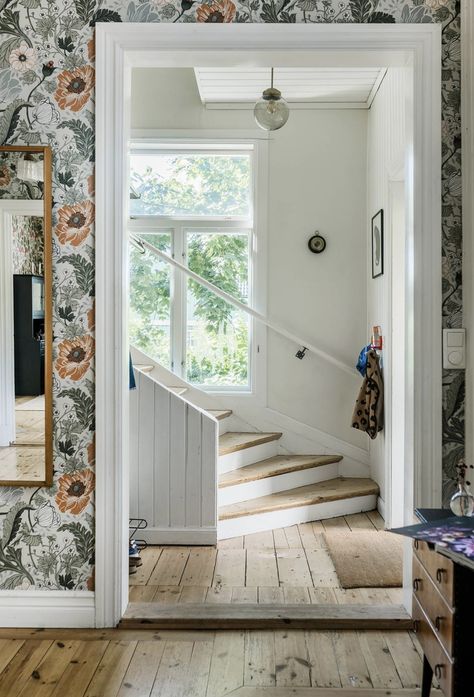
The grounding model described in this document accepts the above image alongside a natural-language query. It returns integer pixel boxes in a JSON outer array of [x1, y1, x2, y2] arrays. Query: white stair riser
[[217, 494, 377, 539], [219, 441, 279, 473], [218, 462, 339, 506], [217, 415, 236, 436]]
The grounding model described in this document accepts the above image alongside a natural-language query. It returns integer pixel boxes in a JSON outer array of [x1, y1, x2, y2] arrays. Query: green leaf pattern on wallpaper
[[0, 0, 462, 590]]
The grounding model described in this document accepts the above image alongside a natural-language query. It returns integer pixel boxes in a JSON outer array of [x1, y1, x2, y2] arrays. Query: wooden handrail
[[130, 234, 357, 377]]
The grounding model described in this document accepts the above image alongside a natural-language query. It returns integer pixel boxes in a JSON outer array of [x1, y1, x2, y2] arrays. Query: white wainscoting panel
[[130, 369, 218, 544]]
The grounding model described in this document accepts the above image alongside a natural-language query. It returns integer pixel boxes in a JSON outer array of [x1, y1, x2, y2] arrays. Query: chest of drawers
[[412, 538, 473, 697]]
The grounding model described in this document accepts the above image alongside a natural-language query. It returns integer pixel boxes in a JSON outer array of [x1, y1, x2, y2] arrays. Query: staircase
[[130, 359, 379, 544], [215, 411, 379, 539], [130, 239, 379, 545]]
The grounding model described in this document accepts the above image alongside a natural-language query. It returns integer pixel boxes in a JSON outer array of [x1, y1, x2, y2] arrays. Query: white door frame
[[385, 175, 407, 529], [0, 200, 43, 446], [462, 0, 474, 472], [95, 23, 442, 628]]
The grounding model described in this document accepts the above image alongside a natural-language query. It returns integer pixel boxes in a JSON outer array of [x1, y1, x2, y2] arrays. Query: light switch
[[443, 329, 466, 369]]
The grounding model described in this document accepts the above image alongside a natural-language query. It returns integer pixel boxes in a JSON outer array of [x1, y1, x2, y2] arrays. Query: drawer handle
[[413, 578, 422, 592], [414, 540, 419, 550], [435, 615, 443, 631], [436, 568, 446, 583], [434, 664, 443, 680], [413, 619, 420, 633]]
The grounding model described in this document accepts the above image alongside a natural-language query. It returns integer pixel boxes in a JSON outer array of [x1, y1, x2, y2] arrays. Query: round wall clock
[[308, 233, 326, 254]]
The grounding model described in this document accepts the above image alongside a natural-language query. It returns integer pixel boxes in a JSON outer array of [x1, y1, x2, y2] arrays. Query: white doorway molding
[[95, 23, 442, 628], [462, 0, 474, 471]]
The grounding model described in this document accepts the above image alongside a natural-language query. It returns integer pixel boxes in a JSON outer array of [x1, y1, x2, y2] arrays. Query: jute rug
[[323, 530, 403, 588]]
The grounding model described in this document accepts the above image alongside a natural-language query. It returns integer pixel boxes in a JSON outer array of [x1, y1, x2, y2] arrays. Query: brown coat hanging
[[351, 349, 384, 439]]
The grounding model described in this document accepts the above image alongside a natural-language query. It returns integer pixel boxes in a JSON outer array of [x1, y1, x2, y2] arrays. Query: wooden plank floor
[[129, 511, 403, 606], [0, 628, 436, 696]]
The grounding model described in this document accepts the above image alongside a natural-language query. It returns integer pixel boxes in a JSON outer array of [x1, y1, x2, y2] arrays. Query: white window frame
[[129, 134, 268, 398]]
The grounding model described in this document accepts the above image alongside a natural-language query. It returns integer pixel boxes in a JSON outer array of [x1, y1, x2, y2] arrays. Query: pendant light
[[254, 68, 290, 132]]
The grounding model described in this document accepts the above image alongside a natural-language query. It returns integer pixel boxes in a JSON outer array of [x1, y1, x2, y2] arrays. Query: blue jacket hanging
[[356, 344, 371, 377]]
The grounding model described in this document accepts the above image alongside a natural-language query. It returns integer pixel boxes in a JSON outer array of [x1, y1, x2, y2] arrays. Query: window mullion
[[171, 226, 186, 378]]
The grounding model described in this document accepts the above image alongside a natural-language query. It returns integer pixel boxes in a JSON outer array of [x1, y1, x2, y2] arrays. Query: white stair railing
[[130, 234, 357, 378]]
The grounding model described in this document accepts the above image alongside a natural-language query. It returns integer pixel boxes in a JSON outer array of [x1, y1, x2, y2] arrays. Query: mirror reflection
[[0, 147, 52, 486]]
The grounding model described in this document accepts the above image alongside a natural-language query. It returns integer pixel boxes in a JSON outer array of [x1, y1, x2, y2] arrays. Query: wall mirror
[[0, 146, 52, 486]]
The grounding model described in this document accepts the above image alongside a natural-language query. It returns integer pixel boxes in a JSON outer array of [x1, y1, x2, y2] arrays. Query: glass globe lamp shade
[[254, 87, 290, 131]]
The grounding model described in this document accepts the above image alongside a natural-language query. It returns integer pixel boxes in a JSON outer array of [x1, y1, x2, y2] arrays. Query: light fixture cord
[[271, 67, 274, 89]]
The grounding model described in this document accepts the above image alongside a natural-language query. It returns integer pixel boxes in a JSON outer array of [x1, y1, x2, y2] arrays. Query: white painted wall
[[366, 67, 411, 507], [131, 67, 368, 452]]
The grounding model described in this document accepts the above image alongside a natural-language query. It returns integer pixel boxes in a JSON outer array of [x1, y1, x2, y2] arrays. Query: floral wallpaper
[[12, 214, 44, 274], [0, 0, 462, 591]]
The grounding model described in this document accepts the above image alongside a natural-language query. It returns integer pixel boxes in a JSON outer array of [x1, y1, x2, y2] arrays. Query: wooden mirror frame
[[0, 145, 53, 487]]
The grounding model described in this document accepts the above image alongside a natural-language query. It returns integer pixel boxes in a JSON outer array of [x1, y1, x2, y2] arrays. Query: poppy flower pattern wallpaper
[[0, 0, 463, 591]]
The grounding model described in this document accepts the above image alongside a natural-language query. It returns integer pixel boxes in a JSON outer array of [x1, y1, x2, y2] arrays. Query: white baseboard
[[137, 527, 217, 545], [0, 591, 95, 628], [377, 496, 386, 522]]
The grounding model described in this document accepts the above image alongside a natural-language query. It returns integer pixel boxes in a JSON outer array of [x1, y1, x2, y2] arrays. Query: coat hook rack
[[295, 346, 308, 359]]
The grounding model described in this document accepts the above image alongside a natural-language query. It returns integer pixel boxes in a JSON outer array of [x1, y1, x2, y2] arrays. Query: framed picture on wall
[[371, 209, 384, 278]]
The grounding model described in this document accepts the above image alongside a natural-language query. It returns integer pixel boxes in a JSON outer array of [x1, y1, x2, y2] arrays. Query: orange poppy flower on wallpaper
[[86, 570, 95, 591], [87, 438, 95, 467], [56, 335, 94, 381], [87, 37, 95, 62], [87, 172, 95, 196], [0, 164, 11, 187], [56, 200, 94, 247], [56, 469, 95, 515], [54, 64, 94, 112], [87, 305, 95, 332], [196, 0, 236, 22]]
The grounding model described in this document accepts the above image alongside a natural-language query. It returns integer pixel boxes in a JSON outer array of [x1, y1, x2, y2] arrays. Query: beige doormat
[[323, 530, 403, 588]]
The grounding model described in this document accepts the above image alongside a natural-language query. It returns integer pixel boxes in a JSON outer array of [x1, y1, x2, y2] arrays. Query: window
[[129, 231, 172, 369], [129, 141, 262, 391], [186, 230, 250, 387], [130, 151, 252, 218]]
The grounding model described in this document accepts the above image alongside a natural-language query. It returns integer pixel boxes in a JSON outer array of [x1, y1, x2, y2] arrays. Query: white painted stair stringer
[[217, 493, 377, 539], [218, 461, 339, 506]]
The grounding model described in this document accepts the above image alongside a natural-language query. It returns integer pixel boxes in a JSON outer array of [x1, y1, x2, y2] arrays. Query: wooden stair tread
[[120, 602, 411, 630], [218, 477, 379, 520], [219, 431, 282, 456], [219, 454, 342, 488], [135, 364, 154, 373], [208, 409, 233, 421]]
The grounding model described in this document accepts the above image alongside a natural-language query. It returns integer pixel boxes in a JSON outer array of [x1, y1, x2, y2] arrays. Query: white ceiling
[[194, 67, 386, 109]]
